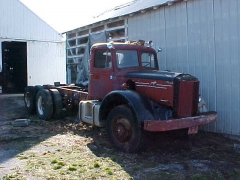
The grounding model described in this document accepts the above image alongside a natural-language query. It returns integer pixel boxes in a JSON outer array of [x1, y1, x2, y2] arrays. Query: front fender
[[99, 90, 154, 127]]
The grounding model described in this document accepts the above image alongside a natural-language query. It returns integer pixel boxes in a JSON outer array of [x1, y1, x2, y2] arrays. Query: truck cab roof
[[91, 41, 157, 52]]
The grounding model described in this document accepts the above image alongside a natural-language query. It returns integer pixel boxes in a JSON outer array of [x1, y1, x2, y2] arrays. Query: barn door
[[1, 41, 27, 93]]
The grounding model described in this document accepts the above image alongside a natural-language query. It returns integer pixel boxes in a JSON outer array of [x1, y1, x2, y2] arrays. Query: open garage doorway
[[0, 41, 27, 93]]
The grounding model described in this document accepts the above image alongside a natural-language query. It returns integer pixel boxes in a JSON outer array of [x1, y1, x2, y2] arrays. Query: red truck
[[24, 41, 217, 152]]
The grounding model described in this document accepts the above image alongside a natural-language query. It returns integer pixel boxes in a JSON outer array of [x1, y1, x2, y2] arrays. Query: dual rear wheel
[[24, 86, 62, 120]]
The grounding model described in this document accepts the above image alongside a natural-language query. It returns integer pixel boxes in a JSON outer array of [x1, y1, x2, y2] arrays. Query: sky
[[20, 0, 132, 33]]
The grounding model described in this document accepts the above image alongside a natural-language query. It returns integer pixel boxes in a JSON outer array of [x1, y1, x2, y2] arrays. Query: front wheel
[[106, 105, 144, 153]]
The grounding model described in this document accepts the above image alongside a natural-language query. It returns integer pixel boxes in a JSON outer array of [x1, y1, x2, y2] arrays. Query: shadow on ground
[[0, 94, 78, 177], [0, 94, 240, 179], [87, 129, 240, 179]]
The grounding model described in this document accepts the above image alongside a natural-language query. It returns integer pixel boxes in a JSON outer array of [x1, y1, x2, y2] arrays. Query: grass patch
[[110, 156, 117, 162], [2, 174, 24, 180], [94, 161, 100, 168], [51, 159, 58, 164], [57, 161, 65, 166], [17, 154, 28, 160], [68, 166, 77, 171], [104, 167, 113, 175], [79, 169, 85, 173], [53, 165, 62, 170]]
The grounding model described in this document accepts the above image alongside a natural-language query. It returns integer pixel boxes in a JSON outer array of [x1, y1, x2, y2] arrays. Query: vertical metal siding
[[27, 41, 66, 85], [0, 0, 61, 41], [0, 41, 2, 72], [214, 0, 240, 135], [128, 0, 240, 135], [186, 0, 217, 132]]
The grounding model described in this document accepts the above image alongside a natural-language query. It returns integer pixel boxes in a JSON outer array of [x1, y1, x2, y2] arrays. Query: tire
[[24, 86, 37, 114], [36, 89, 53, 120], [49, 89, 62, 119], [106, 105, 144, 153], [34, 85, 43, 92]]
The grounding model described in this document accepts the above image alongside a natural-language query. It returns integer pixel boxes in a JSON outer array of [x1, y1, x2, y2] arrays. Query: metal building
[[65, 0, 240, 136], [0, 0, 66, 94]]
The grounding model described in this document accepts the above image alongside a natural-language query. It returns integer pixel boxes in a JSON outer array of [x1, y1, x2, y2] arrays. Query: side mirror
[[157, 47, 162, 52]]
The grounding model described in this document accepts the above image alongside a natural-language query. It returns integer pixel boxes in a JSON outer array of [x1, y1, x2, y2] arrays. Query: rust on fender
[[144, 111, 217, 132]]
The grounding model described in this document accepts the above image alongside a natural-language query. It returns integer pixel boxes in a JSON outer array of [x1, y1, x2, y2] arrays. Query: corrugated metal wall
[[0, 42, 2, 72], [0, 0, 61, 41], [128, 0, 240, 136], [27, 41, 66, 85]]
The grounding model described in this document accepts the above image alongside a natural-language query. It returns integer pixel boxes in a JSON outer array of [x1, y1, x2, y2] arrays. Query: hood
[[125, 70, 183, 81]]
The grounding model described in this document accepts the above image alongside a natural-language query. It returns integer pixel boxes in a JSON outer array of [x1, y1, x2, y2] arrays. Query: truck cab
[[88, 42, 158, 100]]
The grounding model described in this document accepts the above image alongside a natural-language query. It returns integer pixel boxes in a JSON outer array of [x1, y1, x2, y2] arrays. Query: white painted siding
[[0, 0, 66, 88], [27, 41, 66, 85], [0, 42, 2, 72], [0, 0, 61, 42], [128, 0, 240, 136]]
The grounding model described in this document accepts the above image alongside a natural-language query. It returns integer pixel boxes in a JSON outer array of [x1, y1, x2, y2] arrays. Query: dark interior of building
[[0, 41, 27, 93]]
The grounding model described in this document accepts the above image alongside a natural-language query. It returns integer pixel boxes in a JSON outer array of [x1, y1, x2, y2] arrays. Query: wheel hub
[[113, 118, 132, 143], [24, 92, 30, 107], [37, 96, 44, 115]]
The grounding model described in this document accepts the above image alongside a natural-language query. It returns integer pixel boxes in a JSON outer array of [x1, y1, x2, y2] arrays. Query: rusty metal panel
[[27, 41, 66, 86], [176, 80, 199, 118], [134, 78, 174, 107], [144, 111, 217, 132]]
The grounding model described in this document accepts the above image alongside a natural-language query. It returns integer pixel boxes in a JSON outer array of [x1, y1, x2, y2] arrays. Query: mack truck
[[24, 40, 217, 152]]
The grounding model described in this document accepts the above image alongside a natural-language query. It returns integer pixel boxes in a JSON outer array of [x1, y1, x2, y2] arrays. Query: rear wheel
[[106, 105, 144, 153], [36, 89, 53, 120], [49, 89, 62, 119], [35, 85, 43, 92], [24, 86, 37, 114]]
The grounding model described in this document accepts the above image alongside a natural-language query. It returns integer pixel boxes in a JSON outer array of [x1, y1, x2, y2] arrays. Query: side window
[[141, 52, 156, 68], [94, 50, 112, 68]]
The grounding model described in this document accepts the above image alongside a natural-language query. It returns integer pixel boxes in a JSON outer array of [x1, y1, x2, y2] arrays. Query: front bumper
[[144, 111, 217, 132]]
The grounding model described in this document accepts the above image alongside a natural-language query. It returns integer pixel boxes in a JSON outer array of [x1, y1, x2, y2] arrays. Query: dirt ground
[[0, 94, 240, 180]]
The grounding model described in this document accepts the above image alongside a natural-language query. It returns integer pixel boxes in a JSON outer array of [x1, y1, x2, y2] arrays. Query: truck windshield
[[141, 51, 157, 68], [116, 50, 139, 68]]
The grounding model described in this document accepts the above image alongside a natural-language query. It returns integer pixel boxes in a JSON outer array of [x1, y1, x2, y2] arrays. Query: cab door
[[89, 48, 113, 99]]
